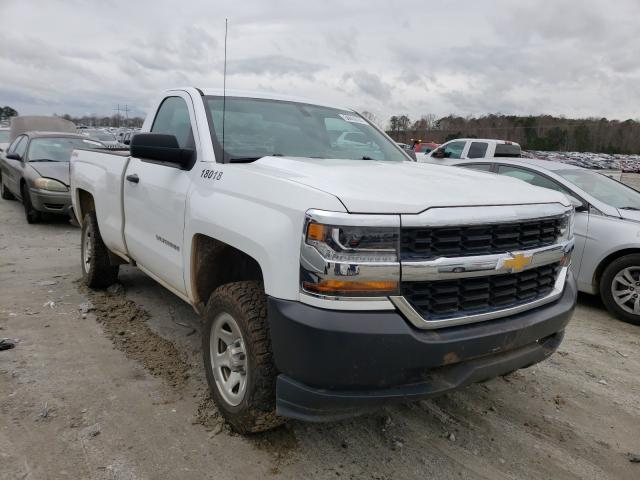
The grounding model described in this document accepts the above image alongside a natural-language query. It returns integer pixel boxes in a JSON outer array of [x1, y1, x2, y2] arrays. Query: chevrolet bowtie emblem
[[502, 253, 532, 273]]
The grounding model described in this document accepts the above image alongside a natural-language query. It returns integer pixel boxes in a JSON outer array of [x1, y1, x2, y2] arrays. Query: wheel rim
[[82, 226, 93, 273], [210, 312, 248, 406], [611, 267, 640, 315]]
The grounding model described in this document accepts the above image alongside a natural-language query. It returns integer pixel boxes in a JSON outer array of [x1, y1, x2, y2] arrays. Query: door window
[[7, 135, 26, 155], [496, 165, 571, 195], [442, 141, 465, 159], [151, 96, 194, 149], [13, 136, 28, 158], [461, 163, 492, 172], [467, 142, 488, 159]]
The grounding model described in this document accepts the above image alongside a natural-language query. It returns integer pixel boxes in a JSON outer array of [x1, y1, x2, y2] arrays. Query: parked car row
[[526, 150, 640, 172]]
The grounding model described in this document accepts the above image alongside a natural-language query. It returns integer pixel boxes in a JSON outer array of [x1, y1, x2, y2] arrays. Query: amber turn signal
[[303, 280, 399, 295], [306, 223, 326, 241]]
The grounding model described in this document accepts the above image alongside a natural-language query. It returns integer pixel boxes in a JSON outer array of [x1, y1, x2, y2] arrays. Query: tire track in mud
[[77, 281, 191, 389]]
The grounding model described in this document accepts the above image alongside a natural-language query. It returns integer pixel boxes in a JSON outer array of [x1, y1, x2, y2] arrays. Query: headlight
[[300, 212, 400, 297], [558, 210, 574, 242], [34, 177, 68, 192]]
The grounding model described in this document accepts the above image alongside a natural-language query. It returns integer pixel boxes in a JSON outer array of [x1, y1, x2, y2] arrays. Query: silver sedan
[[451, 157, 640, 325]]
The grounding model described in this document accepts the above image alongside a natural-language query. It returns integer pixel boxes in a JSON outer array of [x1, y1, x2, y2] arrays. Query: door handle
[[126, 174, 139, 184]]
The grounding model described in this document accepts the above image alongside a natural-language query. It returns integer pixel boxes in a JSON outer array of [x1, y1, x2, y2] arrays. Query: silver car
[[451, 157, 640, 325]]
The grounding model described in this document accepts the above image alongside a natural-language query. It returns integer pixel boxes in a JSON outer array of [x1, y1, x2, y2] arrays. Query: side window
[[151, 96, 194, 149], [443, 141, 465, 159], [7, 135, 25, 155], [13, 136, 28, 157], [461, 163, 492, 172], [496, 165, 570, 194], [467, 142, 488, 159]]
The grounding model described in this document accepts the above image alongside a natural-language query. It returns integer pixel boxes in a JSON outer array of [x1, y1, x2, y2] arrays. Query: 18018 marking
[[201, 169, 223, 181]]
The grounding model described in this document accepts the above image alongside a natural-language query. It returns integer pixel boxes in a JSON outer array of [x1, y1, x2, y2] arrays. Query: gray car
[[0, 132, 104, 223], [450, 157, 640, 325]]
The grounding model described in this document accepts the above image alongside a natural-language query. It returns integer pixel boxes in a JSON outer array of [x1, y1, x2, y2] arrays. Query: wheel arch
[[190, 234, 265, 313], [75, 189, 95, 225], [593, 248, 640, 291]]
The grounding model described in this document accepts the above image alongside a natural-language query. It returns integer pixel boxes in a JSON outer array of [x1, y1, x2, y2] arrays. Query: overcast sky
[[1, 0, 639, 124]]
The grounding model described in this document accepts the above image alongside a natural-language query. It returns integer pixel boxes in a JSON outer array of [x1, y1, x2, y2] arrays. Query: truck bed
[[70, 148, 130, 257]]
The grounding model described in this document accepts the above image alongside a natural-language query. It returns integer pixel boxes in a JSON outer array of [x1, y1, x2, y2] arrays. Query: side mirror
[[6, 152, 21, 161], [567, 195, 587, 212], [130, 133, 194, 169]]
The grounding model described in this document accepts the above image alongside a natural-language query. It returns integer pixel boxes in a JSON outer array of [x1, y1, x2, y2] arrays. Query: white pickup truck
[[70, 88, 577, 433], [417, 138, 522, 164]]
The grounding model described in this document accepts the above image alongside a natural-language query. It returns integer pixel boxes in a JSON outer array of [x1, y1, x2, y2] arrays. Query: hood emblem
[[502, 253, 532, 273]]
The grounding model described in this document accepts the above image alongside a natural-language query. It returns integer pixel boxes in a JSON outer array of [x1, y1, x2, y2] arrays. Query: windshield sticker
[[339, 114, 368, 125]]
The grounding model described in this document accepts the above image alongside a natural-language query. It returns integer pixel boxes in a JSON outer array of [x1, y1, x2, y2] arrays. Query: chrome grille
[[401, 263, 561, 320], [400, 217, 564, 261]]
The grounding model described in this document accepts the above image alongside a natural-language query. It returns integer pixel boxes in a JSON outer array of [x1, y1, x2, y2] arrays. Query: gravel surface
[[1, 182, 639, 480]]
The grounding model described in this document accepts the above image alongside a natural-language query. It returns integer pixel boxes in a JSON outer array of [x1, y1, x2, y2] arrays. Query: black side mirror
[[6, 152, 21, 161], [130, 133, 194, 169]]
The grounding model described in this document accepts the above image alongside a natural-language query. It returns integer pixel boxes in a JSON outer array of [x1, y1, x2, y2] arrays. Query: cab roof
[[172, 87, 355, 113]]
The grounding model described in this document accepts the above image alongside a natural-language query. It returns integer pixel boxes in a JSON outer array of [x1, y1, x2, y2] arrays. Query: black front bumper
[[268, 274, 577, 422], [29, 187, 72, 216]]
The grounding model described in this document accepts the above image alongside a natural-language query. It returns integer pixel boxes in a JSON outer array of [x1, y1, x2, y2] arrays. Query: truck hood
[[29, 162, 70, 186], [251, 156, 570, 214]]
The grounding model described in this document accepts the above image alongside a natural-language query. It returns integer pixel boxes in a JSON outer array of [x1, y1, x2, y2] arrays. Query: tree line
[[0, 106, 144, 128], [387, 114, 640, 154]]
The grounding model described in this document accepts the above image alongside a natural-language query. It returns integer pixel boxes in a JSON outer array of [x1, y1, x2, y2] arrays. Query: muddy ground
[[1, 179, 640, 480]]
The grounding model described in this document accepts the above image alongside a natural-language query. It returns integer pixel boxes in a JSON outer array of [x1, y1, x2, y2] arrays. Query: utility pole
[[123, 104, 130, 128], [113, 104, 121, 128]]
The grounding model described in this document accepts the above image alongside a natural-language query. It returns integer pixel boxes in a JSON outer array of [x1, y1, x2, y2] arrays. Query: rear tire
[[21, 184, 41, 224], [600, 254, 640, 326], [81, 211, 119, 288], [0, 175, 14, 200], [202, 281, 283, 434]]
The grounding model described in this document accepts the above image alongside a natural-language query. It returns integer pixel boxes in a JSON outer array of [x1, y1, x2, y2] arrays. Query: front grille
[[401, 217, 564, 260], [401, 263, 560, 320]]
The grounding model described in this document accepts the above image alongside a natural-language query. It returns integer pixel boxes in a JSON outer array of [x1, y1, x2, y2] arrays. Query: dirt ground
[[1, 181, 640, 480]]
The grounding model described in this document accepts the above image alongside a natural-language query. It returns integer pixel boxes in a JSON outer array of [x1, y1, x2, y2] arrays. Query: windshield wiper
[[361, 156, 374, 160], [29, 159, 61, 162], [620, 206, 640, 210], [228, 157, 263, 163]]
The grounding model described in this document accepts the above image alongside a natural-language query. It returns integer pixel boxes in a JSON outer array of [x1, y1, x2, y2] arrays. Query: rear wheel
[[21, 184, 41, 224], [0, 175, 14, 200], [202, 281, 282, 434], [600, 254, 640, 325], [81, 211, 119, 288]]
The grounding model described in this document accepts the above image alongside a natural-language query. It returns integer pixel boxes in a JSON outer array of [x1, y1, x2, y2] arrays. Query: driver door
[[123, 93, 199, 295]]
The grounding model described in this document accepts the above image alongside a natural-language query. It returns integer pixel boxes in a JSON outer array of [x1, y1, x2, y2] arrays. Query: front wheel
[[21, 185, 41, 223], [600, 254, 640, 326], [81, 211, 119, 288], [202, 281, 283, 434]]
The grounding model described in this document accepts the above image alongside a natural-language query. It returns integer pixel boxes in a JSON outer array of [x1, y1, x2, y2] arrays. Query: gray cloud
[[0, 0, 638, 122], [226, 55, 327, 79], [343, 71, 392, 102]]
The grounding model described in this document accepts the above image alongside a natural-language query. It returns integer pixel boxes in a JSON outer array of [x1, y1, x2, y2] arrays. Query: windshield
[[0, 130, 9, 143], [87, 131, 116, 141], [556, 169, 640, 210], [27, 137, 103, 162], [204, 96, 407, 162]]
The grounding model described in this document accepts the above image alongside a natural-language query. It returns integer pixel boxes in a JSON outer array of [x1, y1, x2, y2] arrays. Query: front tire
[[600, 254, 640, 325], [81, 211, 119, 288], [202, 281, 282, 434], [0, 175, 14, 200], [21, 184, 41, 224]]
